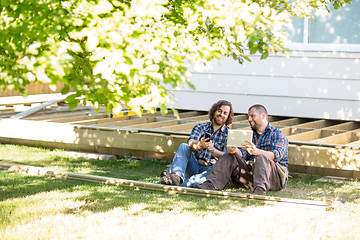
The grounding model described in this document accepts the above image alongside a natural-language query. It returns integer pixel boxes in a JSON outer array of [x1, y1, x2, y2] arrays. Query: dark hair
[[208, 100, 234, 125], [248, 104, 268, 120]]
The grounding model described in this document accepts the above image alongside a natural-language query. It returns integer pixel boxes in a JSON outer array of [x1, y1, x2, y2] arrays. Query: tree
[[0, 0, 351, 115]]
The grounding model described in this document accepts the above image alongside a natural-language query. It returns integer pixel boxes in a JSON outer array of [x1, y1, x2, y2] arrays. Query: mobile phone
[[204, 133, 211, 142]]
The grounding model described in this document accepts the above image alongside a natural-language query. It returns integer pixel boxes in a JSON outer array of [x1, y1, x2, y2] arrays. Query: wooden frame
[[0, 94, 360, 178]]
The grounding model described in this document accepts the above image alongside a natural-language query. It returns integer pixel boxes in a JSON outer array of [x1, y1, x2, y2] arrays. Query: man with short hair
[[160, 100, 234, 187], [195, 104, 288, 195]]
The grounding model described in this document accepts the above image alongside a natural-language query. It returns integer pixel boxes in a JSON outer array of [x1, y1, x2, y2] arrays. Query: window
[[286, 0, 360, 51]]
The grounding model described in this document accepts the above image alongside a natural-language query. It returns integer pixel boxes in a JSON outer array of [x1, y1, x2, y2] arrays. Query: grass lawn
[[1, 144, 360, 240]]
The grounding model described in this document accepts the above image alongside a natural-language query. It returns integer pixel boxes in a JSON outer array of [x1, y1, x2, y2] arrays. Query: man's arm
[[243, 141, 275, 160], [208, 142, 227, 159], [188, 138, 207, 151], [189, 138, 226, 159], [227, 146, 243, 158]]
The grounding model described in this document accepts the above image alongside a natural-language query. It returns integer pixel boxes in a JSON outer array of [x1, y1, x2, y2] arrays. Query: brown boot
[[160, 170, 181, 186], [252, 186, 266, 195]]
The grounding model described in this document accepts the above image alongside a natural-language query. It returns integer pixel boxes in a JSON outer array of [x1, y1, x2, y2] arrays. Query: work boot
[[252, 186, 266, 195], [193, 180, 216, 190], [160, 170, 181, 186]]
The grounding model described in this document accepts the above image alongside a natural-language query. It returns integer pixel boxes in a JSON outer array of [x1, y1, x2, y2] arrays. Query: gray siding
[[170, 51, 360, 121]]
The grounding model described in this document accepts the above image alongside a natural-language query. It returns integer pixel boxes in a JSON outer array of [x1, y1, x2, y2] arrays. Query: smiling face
[[212, 105, 230, 127], [247, 107, 267, 133]]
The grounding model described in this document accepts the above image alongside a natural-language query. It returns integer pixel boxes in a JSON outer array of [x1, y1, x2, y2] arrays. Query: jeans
[[170, 143, 212, 187]]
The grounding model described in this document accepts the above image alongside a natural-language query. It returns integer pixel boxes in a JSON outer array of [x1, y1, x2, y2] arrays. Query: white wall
[[170, 51, 360, 121]]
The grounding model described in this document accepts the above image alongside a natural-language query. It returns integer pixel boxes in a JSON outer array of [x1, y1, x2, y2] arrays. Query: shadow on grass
[[2, 149, 359, 216], [0, 170, 264, 218], [6, 155, 168, 182]]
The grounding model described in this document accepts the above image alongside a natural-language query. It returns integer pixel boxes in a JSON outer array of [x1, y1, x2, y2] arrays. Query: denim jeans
[[170, 143, 212, 187]]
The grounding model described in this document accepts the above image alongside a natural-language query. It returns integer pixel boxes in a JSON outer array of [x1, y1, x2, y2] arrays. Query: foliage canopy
[[0, 0, 351, 115]]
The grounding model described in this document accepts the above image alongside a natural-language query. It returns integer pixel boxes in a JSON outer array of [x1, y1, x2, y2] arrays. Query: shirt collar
[[208, 121, 227, 132]]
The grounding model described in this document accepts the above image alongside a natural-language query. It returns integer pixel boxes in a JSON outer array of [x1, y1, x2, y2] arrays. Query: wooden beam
[[233, 115, 248, 121], [73, 115, 148, 126], [155, 121, 207, 132], [289, 164, 360, 179], [25, 109, 96, 121], [280, 127, 313, 137], [292, 119, 343, 129], [94, 116, 155, 127], [271, 118, 310, 127], [0, 119, 187, 153], [287, 129, 342, 142], [10, 94, 70, 119], [288, 144, 360, 171], [0, 161, 333, 210], [323, 122, 360, 131], [177, 111, 204, 118], [180, 114, 209, 121], [51, 113, 109, 123], [313, 131, 360, 145], [129, 119, 180, 129], [0, 93, 69, 107]]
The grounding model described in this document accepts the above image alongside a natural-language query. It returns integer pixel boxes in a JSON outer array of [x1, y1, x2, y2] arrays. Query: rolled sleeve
[[270, 131, 288, 163]]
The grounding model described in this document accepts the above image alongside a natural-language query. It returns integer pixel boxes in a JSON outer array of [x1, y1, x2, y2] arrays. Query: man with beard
[[194, 104, 288, 195], [160, 100, 234, 187]]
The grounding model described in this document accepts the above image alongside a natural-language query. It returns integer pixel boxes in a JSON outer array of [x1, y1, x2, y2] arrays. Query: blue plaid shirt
[[188, 121, 229, 165], [239, 123, 289, 168]]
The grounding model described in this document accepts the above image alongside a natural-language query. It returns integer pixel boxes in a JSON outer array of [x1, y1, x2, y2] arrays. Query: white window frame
[[285, 3, 360, 52]]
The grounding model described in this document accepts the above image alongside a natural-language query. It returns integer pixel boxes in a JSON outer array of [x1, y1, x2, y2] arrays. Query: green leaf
[[261, 52, 269, 59], [61, 85, 70, 94], [250, 47, 258, 55], [160, 104, 168, 116]]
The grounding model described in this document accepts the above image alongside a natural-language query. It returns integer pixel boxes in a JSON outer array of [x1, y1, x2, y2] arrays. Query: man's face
[[247, 108, 264, 132], [213, 105, 230, 126]]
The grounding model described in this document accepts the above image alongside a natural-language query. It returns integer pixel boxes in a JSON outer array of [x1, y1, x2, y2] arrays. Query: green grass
[[1, 144, 360, 239]]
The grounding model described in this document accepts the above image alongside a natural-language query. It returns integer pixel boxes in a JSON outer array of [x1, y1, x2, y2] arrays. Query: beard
[[213, 115, 226, 126], [250, 122, 258, 132]]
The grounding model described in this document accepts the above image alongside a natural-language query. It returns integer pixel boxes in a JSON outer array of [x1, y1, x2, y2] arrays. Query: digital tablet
[[227, 129, 253, 148]]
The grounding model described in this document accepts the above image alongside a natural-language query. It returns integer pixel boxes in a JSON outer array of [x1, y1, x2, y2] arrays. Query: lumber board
[[128, 119, 180, 129], [323, 122, 360, 131], [280, 127, 313, 137], [181, 114, 211, 121], [289, 164, 360, 179], [292, 119, 343, 129], [287, 129, 342, 142], [10, 94, 70, 119], [232, 115, 248, 121], [270, 118, 311, 127], [155, 120, 207, 132], [0, 119, 187, 153], [288, 144, 360, 170], [346, 140, 360, 147], [25, 109, 96, 121], [0, 161, 333, 210], [92, 111, 174, 127], [51, 113, 109, 123], [70, 115, 149, 126], [0, 93, 69, 107], [313, 131, 360, 145], [176, 111, 204, 118], [94, 116, 155, 127]]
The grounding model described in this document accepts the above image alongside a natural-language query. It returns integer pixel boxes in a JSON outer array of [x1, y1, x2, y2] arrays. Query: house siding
[[170, 51, 360, 121]]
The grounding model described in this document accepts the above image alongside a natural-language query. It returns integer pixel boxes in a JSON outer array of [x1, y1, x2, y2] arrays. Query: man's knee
[[219, 153, 237, 163], [253, 154, 270, 167], [177, 143, 191, 152]]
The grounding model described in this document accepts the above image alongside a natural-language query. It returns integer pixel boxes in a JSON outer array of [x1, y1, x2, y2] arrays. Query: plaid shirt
[[188, 121, 229, 165], [240, 123, 289, 168]]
